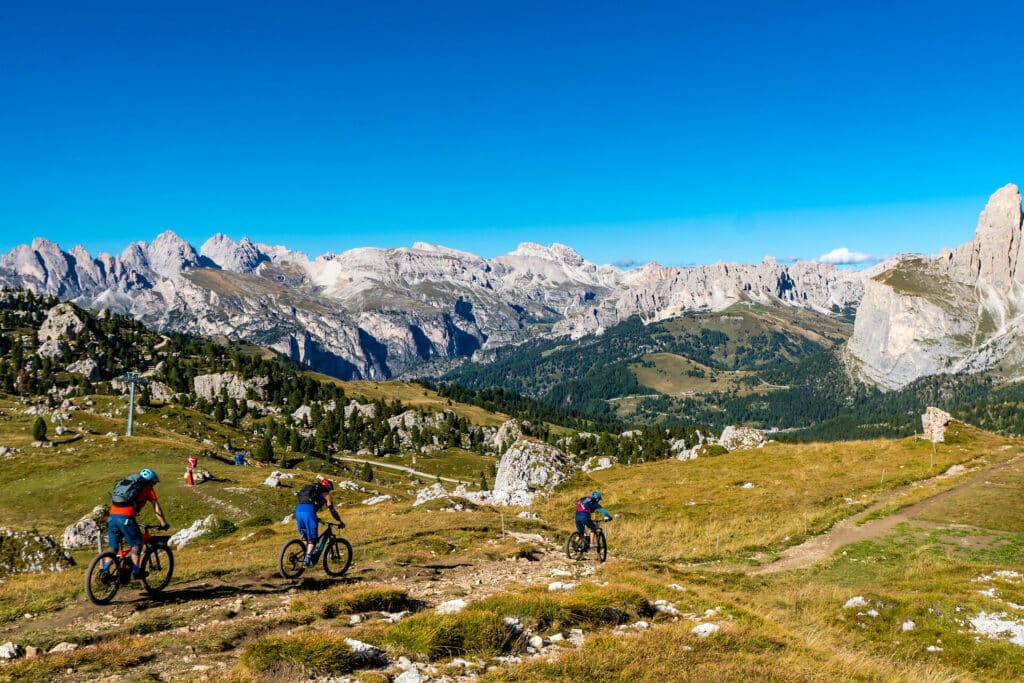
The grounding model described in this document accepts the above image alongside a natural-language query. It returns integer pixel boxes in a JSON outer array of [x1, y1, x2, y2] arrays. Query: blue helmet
[[591, 491, 602, 500], [139, 468, 160, 484]]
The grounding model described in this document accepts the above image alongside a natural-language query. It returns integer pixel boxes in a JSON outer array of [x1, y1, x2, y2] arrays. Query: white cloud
[[817, 247, 882, 266]]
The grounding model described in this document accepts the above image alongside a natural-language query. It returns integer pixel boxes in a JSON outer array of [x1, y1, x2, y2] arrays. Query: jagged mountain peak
[[200, 233, 267, 273]]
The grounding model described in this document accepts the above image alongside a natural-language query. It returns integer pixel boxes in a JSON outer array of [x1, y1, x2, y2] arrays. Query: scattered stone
[[281, 514, 294, 524], [529, 635, 544, 650], [0, 642, 23, 660], [926, 645, 944, 652], [24, 645, 39, 658], [548, 633, 565, 643], [653, 600, 680, 616], [901, 620, 916, 632], [692, 623, 720, 638], [667, 583, 687, 592], [435, 599, 467, 614], [168, 516, 218, 549], [843, 596, 869, 609], [382, 611, 409, 624], [394, 669, 424, 683], [547, 581, 575, 592], [740, 482, 754, 489], [345, 638, 386, 666], [516, 511, 540, 520], [361, 495, 393, 506]]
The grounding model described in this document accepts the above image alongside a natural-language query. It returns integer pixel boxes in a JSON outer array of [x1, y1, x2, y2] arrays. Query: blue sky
[[1, 1, 1021, 267]]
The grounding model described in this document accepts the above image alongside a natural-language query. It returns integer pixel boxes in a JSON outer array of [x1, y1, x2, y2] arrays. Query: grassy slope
[[3, 390, 1024, 681]]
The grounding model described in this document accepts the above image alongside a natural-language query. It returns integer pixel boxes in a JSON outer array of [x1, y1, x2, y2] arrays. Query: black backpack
[[296, 483, 320, 505], [111, 474, 146, 506]]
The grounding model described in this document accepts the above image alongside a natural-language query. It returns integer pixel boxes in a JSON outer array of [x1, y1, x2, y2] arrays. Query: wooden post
[[716, 535, 720, 555], [880, 469, 885, 485], [931, 441, 936, 469], [803, 513, 808, 535]]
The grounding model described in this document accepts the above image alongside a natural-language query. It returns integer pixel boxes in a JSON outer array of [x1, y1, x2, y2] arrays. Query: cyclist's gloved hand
[[604, 515, 613, 522]]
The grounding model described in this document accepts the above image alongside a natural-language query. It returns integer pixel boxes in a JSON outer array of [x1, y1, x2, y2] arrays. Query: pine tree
[[361, 461, 374, 482], [256, 433, 275, 463], [32, 416, 47, 441]]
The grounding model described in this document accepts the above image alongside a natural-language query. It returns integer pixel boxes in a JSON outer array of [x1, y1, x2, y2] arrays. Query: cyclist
[[104, 468, 170, 581], [575, 490, 612, 551], [295, 477, 344, 567]]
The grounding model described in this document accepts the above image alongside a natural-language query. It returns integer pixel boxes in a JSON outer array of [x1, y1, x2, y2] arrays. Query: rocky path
[[333, 455, 470, 485], [750, 451, 1024, 574]]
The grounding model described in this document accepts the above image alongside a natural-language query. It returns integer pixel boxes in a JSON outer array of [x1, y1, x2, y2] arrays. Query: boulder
[[413, 483, 448, 506], [492, 437, 575, 505], [62, 505, 107, 549], [922, 407, 952, 443], [493, 419, 523, 450], [582, 456, 614, 472], [66, 359, 101, 381], [0, 642, 23, 661], [718, 426, 767, 451]]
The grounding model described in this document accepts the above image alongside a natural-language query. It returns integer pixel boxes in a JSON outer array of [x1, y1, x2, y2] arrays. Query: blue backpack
[[111, 474, 145, 506]]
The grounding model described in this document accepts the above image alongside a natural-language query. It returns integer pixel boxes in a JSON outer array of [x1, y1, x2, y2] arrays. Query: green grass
[[384, 610, 518, 659], [241, 632, 357, 676]]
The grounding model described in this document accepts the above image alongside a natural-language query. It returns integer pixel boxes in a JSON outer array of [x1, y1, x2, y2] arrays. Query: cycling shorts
[[295, 503, 319, 541], [108, 513, 143, 550], [575, 511, 597, 535]]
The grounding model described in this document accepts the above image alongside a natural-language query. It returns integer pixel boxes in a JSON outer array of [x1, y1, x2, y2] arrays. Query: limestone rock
[[0, 642, 23, 661], [491, 438, 575, 505], [718, 426, 767, 451], [66, 359, 102, 381], [38, 303, 85, 342], [200, 234, 267, 273], [193, 373, 268, 401], [168, 515, 217, 549], [61, 506, 107, 549], [0, 528, 75, 578], [922, 407, 952, 442], [35, 339, 66, 359]]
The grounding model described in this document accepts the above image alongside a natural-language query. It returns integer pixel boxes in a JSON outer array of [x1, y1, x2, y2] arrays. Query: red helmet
[[318, 478, 334, 492]]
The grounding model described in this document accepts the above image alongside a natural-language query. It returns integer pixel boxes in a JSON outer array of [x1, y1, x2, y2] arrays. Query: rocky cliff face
[[1, 229, 868, 380], [848, 184, 1024, 390]]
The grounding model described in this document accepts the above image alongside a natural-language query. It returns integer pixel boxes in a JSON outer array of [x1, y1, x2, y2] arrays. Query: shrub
[[476, 585, 652, 630], [386, 610, 516, 659], [241, 633, 357, 675], [32, 417, 47, 441], [200, 517, 237, 541], [293, 585, 416, 618]]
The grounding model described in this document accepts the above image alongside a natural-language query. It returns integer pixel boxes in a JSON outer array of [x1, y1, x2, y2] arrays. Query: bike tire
[[278, 539, 307, 579], [565, 532, 586, 561], [85, 551, 121, 605], [141, 543, 174, 593], [595, 530, 607, 562], [323, 537, 353, 577]]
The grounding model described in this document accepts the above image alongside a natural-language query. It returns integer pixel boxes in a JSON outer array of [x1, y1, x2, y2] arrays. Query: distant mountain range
[[0, 230, 866, 381], [3, 183, 1020, 394]]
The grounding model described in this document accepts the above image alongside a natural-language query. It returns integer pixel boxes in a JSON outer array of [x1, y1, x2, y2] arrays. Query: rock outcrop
[[66, 359, 102, 381], [718, 426, 767, 451], [38, 303, 85, 342], [0, 528, 75, 578], [848, 184, 1024, 389], [491, 438, 575, 505], [193, 373, 268, 401], [922, 407, 952, 442]]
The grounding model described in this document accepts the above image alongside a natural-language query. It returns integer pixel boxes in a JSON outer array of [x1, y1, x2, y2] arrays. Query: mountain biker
[[295, 477, 344, 567], [575, 490, 612, 551], [103, 468, 170, 581]]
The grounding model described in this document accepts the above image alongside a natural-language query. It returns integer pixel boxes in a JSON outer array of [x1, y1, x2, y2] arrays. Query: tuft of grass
[[291, 584, 417, 619], [201, 517, 238, 540], [241, 632, 357, 676], [241, 515, 274, 527], [385, 610, 517, 659], [0, 638, 154, 683], [475, 584, 653, 631]]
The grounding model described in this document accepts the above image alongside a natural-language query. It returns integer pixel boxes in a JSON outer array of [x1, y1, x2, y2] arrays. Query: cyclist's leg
[[104, 516, 125, 571], [121, 517, 145, 576], [295, 507, 319, 564]]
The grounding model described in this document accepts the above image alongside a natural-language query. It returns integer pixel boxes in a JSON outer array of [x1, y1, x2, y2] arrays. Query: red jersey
[[109, 484, 157, 517]]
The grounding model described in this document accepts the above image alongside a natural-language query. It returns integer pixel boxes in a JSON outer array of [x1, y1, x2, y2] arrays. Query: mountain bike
[[279, 522, 352, 579], [85, 524, 174, 605], [565, 518, 608, 562]]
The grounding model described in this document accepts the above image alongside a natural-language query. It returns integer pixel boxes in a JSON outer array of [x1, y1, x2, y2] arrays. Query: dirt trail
[[333, 455, 470, 485], [750, 452, 1024, 574]]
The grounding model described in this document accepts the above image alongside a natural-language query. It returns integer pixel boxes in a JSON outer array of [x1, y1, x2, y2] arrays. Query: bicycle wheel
[[85, 551, 121, 605], [141, 543, 174, 593], [595, 530, 607, 562], [279, 539, 307, 579], [323, 537, 353, 577], [565, 532, 586, 561]]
